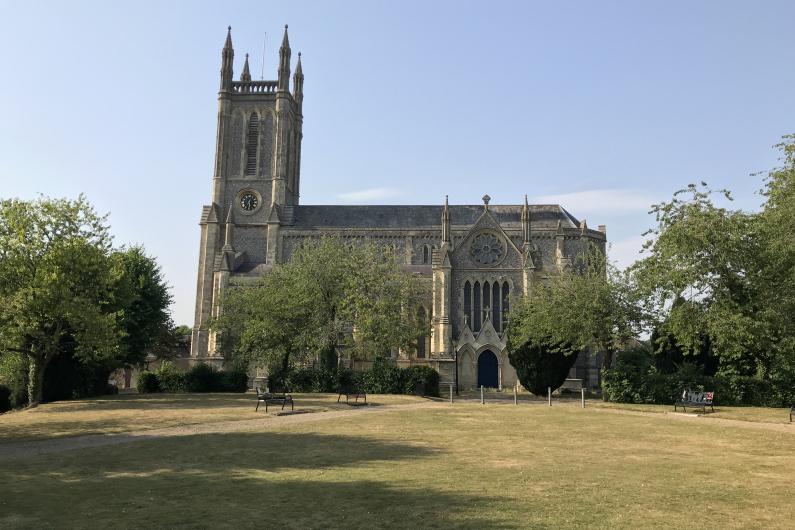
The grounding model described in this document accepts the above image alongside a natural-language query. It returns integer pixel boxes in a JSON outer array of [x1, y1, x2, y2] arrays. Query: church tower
[[192, 26, 304, 360]]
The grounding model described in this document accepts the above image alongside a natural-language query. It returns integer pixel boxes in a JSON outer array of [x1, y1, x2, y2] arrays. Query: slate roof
[[289, 205, 580, 230]]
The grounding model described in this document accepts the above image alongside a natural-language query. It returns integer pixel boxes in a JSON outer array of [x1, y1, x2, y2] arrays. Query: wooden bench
[[674, 390, 715, 413], [337, 384, 366, 404], [255, 387, 294, 412]]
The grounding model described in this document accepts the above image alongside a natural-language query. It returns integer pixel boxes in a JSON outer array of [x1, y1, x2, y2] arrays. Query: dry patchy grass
[[0, 392, 429, 443], [0, 398, 794, 528]]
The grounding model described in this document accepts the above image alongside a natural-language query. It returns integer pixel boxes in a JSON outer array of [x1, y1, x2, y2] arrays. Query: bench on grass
[[255, 387, 294, 412], [337, 384, 366, 404], [674, 390, 715, 413]]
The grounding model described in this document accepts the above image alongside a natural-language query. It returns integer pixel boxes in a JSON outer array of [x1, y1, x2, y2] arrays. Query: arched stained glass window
[[422, 245, 430, 264]]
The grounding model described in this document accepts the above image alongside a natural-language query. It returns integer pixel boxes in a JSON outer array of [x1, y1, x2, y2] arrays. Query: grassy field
[[1, 395, 794, 529], [0, 392, 424, 443], [461, 388, 795, 424]]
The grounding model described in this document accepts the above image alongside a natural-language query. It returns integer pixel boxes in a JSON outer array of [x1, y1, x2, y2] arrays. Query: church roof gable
[[289, 204, 580, 230]]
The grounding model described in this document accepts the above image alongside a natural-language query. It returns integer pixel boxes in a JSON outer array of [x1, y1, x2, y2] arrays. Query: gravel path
[[0, 401, 445, 461]]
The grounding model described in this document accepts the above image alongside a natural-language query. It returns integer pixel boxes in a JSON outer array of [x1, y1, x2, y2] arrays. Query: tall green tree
[[0, 196, 122, 405], [112, 246, 175, 366], [509, 246, 643, 370], [754, 135, 795, 384], [213, 237, 427, 373], [631, 182, 770, 377]]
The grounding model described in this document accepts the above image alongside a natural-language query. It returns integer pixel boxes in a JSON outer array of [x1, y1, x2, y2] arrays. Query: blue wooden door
[[478, 350, 499, 388]]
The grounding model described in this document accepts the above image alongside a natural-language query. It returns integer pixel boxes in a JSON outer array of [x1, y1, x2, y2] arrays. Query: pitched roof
[[289, 204, 580, 230]]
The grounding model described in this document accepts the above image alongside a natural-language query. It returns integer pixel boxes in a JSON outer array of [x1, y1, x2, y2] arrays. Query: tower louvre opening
[[245, 113, 259, 175]]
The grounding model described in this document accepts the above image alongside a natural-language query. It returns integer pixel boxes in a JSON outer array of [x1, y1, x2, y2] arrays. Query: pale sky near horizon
[[1, 1, 794, 326]]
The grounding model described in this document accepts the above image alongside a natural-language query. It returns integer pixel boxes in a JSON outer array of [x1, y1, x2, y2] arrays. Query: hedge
[[282, 359, 440, 397], [602, 351, 794, 407], [136, 371, 160, 393], [136, 363, 248, 394]]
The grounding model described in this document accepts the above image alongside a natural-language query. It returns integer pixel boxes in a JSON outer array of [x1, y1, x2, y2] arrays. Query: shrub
[[0, 353, 28, 408], [136, 371, 160, 393], [641, 371, 680, 404], [285, 368, 313, 392], [273, 363, 439, 396], [310, 368, 337, 392], [601, 349, 792, 407], [0, 385, 11, 413], [402, 365, 440, 396], [156, 361, 186, 393], [710, 375, 777, 407], [265, 361, 291, 393], [219, 369, 249, 392], [336, 368, 356, 388], [185, 363, 222, 392], [361, 357, 404, 394], [508, 341, 579, 396], [285, 368, 359, 393], [43, 351, 112, 402], [601, 348, 654, 403], [105, 383, 119, 396]]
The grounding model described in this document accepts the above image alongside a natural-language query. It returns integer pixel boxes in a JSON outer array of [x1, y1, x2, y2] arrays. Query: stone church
[[191, 27, 607, 390]]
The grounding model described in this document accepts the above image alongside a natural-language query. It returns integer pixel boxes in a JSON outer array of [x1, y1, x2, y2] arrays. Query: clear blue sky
[[1, 1, 793, 326]]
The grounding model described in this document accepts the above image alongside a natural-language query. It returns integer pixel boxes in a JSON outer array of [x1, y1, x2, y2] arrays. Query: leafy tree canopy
[[509, 246, 643, 369], [112, 245, 175, 366], [212, 237, 428, 372], [0, 195, 122, 405], [632, 135, 795, 383]]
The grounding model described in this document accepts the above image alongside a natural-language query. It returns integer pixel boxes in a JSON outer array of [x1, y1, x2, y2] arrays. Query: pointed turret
[[521, 194, 531, 244], [220, 26, 234, 92], [240, 53, 251, 83], [441, 195, 451, 244], [278, 25, 291, 91], [293, 52, 304, 111], [223, 204, 235, 250]]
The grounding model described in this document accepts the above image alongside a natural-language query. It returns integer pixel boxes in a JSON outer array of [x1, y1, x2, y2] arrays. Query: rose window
[[470, 233, 504, 265]]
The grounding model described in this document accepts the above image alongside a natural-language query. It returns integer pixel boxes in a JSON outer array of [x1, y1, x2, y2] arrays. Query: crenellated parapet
[[232, 81, 279, 94]]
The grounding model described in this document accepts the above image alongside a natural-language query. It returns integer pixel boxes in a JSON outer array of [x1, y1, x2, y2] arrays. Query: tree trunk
[[27, 355, 47, 407], [602, 349, 614, 371]]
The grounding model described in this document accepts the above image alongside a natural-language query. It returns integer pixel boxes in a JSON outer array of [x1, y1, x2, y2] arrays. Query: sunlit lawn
[[461, 388, 795, 424], [1, 394, 794, 528], [0, 392, 427, 443]]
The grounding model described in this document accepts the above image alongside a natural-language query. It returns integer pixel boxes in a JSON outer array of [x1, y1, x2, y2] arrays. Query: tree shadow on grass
[[1, 432, 509, 529]]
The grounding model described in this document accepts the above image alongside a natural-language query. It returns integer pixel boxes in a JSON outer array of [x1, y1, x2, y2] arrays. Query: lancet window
[[463, 280, 510, 333]]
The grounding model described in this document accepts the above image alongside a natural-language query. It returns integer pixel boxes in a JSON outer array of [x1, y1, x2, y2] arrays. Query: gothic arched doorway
[[477, 350, 499, 388]]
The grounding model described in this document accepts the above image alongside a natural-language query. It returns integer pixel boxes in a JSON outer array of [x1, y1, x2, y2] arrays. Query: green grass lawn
[[0, 392, 427, 443], [1, 396, 794, 528]]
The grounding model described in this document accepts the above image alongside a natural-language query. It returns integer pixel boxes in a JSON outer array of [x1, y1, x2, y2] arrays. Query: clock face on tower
[[239, 192, 258, 212]]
